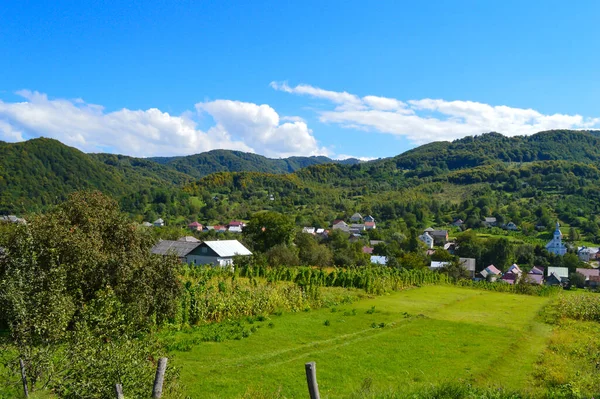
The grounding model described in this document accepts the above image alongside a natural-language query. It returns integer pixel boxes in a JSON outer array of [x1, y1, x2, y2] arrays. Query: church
[[546, 222, 567, 256]]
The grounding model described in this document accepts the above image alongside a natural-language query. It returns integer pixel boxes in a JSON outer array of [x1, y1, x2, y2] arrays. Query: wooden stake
[[19, 358, 29, 398], [114, 383, 124, 399], [305, 361, 320, 399], [152, 357, 168, 399]]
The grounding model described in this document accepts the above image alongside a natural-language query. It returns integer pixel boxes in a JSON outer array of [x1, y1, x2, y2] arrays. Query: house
[[151, 240, 201, 262], [589, 275, 600, 288], [153, 218, 165, 227], [178, 236, 200, 243], [575, 268, 600, 283], [350, 224, 366, 234], [370, 240, 385, 246], [418, 232, 434, 249], [479, 265, 502, 281], [577, 246, 600, 262], [204, 226, 215, 232], [501, 264, 522, 284], [430, 261, 450, 271], [141, 222, 153, 227], [316, 228, 326, 235], [546, 222, 567, 256], [228, 220, 246, 229], [525, 266, 545, 285], [350, 213, 363, 222], [332, 221, 350, 233], [364, 221, 376, 230], [188, 221, 203, 231], [362, 246, 374, 254], [504, 222, 518, 231], [546, 272, 564, 286], [430, 230, 449, 245], [547, 267, 569, 282], [371, 256, 387, 265], [302, 227, 316, 234], [228, 225, 243, 233], [364, 215, 375, 223], [452, 219, 464, 227], [483, 217, 497, 228], [507, 264, 523, 275], [213, 225, 227, 233], [501, 272, 519, 284], [0, 215, 26, 224], [459, 258, 476, 278], [444, 242, 457, 254], [185, 240, 252, 267]]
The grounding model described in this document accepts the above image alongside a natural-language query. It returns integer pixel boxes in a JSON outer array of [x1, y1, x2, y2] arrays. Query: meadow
[[164, 286, 559, 398]]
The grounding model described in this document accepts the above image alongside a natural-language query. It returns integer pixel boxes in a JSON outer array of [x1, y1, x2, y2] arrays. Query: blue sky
[[2, 1, 600, 159]]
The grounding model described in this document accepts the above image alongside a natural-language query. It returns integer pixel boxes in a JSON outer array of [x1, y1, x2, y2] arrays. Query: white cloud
[[196, 100, 328, 158], [272, 82, 600, 144], [335, 154, 378, 162], [0, 91, 327, 158]]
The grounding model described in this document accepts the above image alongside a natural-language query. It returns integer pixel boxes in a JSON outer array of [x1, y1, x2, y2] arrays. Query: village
[[133, 211, 600, 290]]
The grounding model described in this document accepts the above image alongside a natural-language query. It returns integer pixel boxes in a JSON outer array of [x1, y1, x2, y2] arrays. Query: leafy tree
[[569, 272, 586, 289], [265, 244, 300, 266], [440, 259, 471, 280], [0, 191, 182, 395], [243, 211, 296, 252]]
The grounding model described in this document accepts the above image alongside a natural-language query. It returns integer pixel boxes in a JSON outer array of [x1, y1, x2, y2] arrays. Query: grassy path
[[169, 286, 552, 398]]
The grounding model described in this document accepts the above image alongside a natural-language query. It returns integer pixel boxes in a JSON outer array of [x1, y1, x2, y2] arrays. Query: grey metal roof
[[178, 236, 200, 242], [151, 240, 200, 257], [547, 267, 569, 279], [203, 240, 252, 257]]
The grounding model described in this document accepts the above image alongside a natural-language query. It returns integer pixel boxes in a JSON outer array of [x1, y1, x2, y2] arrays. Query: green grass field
[[168, 286, 554, 398]]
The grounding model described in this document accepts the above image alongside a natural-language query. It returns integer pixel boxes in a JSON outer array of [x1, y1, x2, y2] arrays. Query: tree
[[440, 259, 471, 280], [295, 233, 332, 267], [243, 211, 296, 252], [569, 272, 586, 289], [0, 191, 182, 395], [265, 244, 299, 266]]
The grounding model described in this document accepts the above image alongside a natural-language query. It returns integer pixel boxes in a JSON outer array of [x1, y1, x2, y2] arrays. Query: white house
[[429, 261, 450, 271], [578, 246, 599, 262], [546, 222, 567, 256], [153, 218, 165, 227], [418, 232, 434, 249], [185, 240, 252, 267]]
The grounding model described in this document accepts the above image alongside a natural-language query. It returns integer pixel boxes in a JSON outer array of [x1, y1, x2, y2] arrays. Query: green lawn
[[168, 286, 553, 398]]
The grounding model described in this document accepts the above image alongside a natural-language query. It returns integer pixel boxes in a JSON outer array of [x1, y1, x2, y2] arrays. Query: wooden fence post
[[19, 358, 29, 398], [114, 383, 124, 399], [305, 361, 320, 399], [152, 357, 168, 399]]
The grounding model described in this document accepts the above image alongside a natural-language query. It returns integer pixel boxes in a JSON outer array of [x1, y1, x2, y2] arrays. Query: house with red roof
[[188, 221, 203, 231]]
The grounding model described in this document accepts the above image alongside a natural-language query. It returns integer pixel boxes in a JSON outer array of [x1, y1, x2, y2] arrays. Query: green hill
[[149, 149, 360, 178], [0, 139, 189, 213]]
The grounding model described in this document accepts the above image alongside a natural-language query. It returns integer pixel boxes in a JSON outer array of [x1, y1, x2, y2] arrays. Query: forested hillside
[[3, 130, 600, 226], [0, 138, 193, 213], [148, 149, 360, 178]]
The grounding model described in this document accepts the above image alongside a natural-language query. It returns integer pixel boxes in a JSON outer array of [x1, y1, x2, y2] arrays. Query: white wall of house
[[186, 255, 234, 267]]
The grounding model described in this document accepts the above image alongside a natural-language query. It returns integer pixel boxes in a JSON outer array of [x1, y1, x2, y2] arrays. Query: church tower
[[546, 222, 567, 256]]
